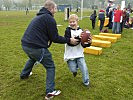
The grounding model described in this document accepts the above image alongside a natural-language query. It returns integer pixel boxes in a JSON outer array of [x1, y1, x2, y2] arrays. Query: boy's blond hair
[[69, 14, 79, 21]]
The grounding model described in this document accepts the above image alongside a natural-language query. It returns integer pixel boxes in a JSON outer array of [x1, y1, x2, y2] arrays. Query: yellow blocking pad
[[93, 35, 117, 43], [98, 18, 109, 26], [91, 39, 111, 47], [99, 33, 121, 39], [84, 46, 102, 55]]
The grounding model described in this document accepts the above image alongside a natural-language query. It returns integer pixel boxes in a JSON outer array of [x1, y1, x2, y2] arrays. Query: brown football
[[81, 30, 91, 44]]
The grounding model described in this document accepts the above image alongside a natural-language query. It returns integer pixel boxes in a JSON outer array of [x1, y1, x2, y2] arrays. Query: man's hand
[[70, 38, 79, 45]]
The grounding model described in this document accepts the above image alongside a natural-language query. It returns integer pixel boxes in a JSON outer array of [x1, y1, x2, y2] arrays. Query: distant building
[[91, 5, 98, 9], [57, 4, 71, 12], [32, 4, 43, 10]]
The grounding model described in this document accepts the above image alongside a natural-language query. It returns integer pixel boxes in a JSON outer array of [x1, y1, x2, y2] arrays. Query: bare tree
[[0, 0, 3, 10], [3, 0, 12, 10]]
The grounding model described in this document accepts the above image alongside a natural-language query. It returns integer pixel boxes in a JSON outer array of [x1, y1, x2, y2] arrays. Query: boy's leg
[[67, 59, 77, 73], [77, 57, 89, 85], [67, 59, 78, 75]]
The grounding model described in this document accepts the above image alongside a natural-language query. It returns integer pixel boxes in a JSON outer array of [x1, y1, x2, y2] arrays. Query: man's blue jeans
[[67, 57, 89, 84], [20, 46, 55, 94], [112, 22, 121, 33]]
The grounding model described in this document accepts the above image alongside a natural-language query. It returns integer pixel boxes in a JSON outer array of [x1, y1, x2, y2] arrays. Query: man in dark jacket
[[20, 0, 78, 99]]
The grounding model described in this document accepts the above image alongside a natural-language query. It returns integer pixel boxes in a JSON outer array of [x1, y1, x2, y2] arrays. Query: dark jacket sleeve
[[81, 43, 91, 48], [46, 15, 70, 44], [64, 27, 76, 46]]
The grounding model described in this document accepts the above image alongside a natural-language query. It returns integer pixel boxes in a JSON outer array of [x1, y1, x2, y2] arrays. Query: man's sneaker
[[29, 72, 32, 76], [45, 90, 61, 100], [20, 72, 32, 79], [73, 72, 77, 77]]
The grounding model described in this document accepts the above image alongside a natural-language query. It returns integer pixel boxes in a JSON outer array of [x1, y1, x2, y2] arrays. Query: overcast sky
[[12, 0, 22, 3]]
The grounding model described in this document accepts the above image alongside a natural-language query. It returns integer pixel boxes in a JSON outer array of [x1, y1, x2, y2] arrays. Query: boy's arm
[[64, 28, 80, 46]]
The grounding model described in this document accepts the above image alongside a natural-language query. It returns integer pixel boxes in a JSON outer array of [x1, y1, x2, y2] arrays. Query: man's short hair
[[44, 0, 56, 10]]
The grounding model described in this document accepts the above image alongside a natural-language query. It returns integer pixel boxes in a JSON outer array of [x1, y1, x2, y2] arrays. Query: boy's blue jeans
[[67, 57, 89, 84], [112, 22, 121, 33], [20, 46, 55, 94]]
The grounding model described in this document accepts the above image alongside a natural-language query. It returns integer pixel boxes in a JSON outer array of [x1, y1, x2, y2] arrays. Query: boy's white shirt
[[64, 28, 84, 61]]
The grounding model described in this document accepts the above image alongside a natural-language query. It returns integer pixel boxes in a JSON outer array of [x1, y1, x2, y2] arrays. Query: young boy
[[90, 10, 97, 29], [64, 14, 92, 86], [98, 9, 105, 32]]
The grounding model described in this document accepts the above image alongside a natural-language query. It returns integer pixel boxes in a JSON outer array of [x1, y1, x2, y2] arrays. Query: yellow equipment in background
[[98, 18, 109, 27]]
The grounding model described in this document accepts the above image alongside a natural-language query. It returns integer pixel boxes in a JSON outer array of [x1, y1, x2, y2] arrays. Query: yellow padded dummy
[[91, 39, 111, 47], [93, 35, 117, 43], [99, 33, 121, 39], [98, 18, 109, 26], [84, 46, 102, 55]]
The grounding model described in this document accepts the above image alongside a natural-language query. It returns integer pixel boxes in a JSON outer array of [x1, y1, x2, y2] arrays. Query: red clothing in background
[[114, 10, 122, 22]]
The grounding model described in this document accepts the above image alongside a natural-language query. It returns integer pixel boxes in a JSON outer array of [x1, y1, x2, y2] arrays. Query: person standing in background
[[26, 8, 29, 15], [112, 5, 122, 34], [106, 4, 111, 17], [108, 8, 113, 29], [120, 8, 127, 33], [98, 9, 105, 32], [90, 10, 97, 29]]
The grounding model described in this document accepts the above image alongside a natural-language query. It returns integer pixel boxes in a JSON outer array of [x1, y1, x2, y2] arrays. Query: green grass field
[[0, 11, 133, 100]]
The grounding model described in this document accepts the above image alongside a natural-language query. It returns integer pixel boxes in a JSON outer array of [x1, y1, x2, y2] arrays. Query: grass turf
[[0, 11, 133, 100]]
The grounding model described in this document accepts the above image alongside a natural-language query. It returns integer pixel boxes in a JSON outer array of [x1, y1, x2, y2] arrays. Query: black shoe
[[20, 72, 32, 79], [73, 72, 77, 77]]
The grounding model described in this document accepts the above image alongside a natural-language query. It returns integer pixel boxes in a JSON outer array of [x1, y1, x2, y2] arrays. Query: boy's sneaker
[[73, 72, 77, 77], [45, 90, 61, 100], [84, 81, 90, 87], [20, 72, 32, 79]]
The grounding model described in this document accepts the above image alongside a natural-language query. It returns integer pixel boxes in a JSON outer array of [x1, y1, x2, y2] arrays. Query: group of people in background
[[90, 4, 133, 34]]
